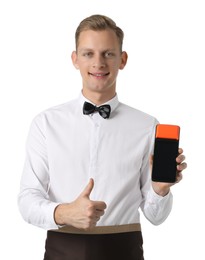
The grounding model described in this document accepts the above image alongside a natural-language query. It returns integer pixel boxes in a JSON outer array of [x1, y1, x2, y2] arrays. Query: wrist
[[152, 183, 170, 197], [54, 203, 69, 226], [155, 189, 170, 197]]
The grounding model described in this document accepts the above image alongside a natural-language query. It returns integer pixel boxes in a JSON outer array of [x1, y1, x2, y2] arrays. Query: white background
[[0, 0, 204, 259]]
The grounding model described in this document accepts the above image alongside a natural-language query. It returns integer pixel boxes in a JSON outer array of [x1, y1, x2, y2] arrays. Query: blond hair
[[75, 14, 124, 52]]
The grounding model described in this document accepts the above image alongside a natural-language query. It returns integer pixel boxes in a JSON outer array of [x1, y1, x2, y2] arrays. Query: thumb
[[149, 154, 153, 169], [80, 178, 94, 198]]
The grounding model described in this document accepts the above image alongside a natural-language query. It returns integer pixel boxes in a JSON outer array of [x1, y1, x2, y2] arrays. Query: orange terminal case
[[155, 124, 180, 140], [152, 124, 180, 183]]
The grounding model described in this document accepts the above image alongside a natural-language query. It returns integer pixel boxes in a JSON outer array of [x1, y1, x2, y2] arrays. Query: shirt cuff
[[44, 202, 61, 230], [149, 185, 172, 202]]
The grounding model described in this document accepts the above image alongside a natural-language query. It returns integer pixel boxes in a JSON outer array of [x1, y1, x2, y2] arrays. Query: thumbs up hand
[[54, 178, 107, 230]]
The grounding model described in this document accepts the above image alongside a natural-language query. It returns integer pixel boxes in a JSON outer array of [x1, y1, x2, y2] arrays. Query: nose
[[92, 54, 106, 69]]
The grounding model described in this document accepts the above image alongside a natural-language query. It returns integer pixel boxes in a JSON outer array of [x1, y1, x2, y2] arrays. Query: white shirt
[[18, 93, 173, 230]]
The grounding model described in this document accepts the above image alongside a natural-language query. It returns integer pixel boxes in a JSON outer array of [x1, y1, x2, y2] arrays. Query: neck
[[82, 89, 116, 105]]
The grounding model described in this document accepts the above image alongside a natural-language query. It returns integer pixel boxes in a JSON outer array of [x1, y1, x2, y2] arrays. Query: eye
[[104, 52, 115, 58], [83, 52, 93, 57]]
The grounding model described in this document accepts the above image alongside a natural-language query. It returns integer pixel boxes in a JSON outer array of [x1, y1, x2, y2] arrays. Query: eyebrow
[[78, 48, 117, 53], [78, 48, 93, 53]]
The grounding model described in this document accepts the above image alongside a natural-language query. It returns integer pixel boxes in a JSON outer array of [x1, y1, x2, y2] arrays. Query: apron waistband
[[51, 223, 141, 235]]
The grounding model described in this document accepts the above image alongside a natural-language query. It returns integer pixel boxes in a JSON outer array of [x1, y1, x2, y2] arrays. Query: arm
[[18, 115, 106, 230], [140, 148, 187, 225], [18, 114, 59, 229]]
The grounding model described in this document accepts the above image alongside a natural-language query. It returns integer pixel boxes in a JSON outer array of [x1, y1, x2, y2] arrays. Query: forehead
[[77, 29, 120, 51]]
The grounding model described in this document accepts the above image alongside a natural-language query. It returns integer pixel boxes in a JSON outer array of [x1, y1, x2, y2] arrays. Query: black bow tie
[[83, 101, 111, 119]]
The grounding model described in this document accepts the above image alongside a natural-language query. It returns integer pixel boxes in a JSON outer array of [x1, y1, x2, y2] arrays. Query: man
[[18, 14, 187, 260]]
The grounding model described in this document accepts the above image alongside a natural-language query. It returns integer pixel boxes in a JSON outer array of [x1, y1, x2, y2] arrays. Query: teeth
[[89, 72, 109, 76]]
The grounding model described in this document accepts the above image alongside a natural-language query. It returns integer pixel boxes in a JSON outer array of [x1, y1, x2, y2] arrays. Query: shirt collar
[[78, 91, 119, 115]]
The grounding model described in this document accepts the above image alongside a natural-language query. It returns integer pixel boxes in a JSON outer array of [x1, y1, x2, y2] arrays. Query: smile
[[89, 72, 110, 77]]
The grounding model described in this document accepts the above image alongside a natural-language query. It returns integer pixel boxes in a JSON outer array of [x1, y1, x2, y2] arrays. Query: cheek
[[76, 62, 88, 73], [112, 58, 125, 70], [111, 63, 121, 74]]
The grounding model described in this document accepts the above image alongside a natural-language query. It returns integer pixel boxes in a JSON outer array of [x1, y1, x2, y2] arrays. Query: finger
[[95, 201, 107, 211], [176, 154, 186, 163], [178, 148, 183, 154], [177, 162, 187, 172], [95, 208, 106, 217], [80, 178, 94, 198], [95, 215, 101, 223], [175, 172, 183, 183], [149, 155, 153, 167]]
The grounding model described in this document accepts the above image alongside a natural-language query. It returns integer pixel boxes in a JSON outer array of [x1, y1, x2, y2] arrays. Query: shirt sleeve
[[139, 118, 173, 225], [18, 113, 59, 230], [141, 185, 173, 225]]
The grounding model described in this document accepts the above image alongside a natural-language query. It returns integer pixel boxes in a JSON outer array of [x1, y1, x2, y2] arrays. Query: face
[[72, 29, 127, 99]]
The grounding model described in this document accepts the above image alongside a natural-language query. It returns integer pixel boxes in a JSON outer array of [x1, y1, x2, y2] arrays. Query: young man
[[18, 14, 187, 260]]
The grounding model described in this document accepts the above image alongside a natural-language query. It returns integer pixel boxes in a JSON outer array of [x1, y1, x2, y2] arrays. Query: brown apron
[[43, 224, 144, 260]]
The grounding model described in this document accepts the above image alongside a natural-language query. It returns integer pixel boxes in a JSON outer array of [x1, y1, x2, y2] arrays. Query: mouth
[[88, 72, 110, 78]]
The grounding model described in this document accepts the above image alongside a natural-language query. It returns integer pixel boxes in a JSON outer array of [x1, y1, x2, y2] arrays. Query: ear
[[71, 51, 79, 69], [119, 51, 128, 70]]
